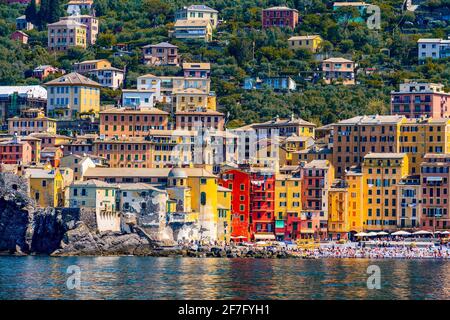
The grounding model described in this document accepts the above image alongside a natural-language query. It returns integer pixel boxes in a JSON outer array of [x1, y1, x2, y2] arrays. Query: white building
[[175, 4, 219, 29], [121, 74, 162, 109], [69, 179, 121, 232], [88, 67, 124, 90], [418, 38, 450, 60]]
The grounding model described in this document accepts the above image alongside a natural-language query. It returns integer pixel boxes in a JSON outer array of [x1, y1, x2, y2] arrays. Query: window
[[200, 192, 206, 205]]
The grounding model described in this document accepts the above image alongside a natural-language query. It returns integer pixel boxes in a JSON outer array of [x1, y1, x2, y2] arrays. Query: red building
[[219, 169, 251, 241], [262, 6, 299, 29], [0, 138, 32, 165], [11, 31, 29, 44], [249, 169, 276, 241], [391, 82, 450, 119]]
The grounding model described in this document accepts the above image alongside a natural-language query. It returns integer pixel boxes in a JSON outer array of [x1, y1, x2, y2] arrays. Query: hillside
[[0, 0, 449, 127]]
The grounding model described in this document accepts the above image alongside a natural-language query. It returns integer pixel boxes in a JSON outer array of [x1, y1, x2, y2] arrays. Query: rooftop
[[288, 35, 322, 41], [336, 115, 405, 125], [100, 107, 169, 115], [45, 72, 101, 87], [184, 5, 218, 13], [84, 167, 216, 178], [142, 42, 178, 49], [364, 153, 407, 160], [182, 62, 211, 70], [264, 6, 298, 12], [174, 19, 211, 27]]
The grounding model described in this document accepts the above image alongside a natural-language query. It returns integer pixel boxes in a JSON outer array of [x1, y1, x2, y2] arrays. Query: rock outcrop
[[0, 173, 158, 256]]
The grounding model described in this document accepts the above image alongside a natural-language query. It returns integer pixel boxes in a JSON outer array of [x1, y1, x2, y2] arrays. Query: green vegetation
[[0, 0, 449, 127]]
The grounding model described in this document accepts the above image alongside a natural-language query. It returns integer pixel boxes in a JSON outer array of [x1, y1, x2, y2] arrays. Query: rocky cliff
[[0, 173, 157, 256]]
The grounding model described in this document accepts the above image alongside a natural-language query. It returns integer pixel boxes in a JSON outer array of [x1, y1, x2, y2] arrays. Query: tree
[[47, 0, 62, 24], [25, 0, 38, 26]]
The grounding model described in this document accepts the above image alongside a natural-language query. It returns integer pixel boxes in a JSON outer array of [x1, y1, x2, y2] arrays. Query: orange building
[[175, 110, 225, 131], [99, 108, 169, 137], [0, 137, 32, 165], [94, 137, 153, 168]]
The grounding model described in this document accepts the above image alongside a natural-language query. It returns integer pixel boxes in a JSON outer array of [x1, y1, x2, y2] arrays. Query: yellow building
[[73, 59, 112, 74], [8, 109, 57, 136], [167, 167, 219, 241], [345, 168, 364, 234], [217, 186, 232, 243], [45, 72, 101, 120], [288, 35, 323, 52], [25, 167, 64, 207], [399, 118, 450, 175], [274, 174, 302, 240], [328, 179, 350, 240], [362, 153, 409, 231], [173, 88, 216, 112], [174, 19, 213, 42]]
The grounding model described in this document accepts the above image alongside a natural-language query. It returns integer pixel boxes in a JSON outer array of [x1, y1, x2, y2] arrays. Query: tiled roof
[[45, 72, 101, 87]]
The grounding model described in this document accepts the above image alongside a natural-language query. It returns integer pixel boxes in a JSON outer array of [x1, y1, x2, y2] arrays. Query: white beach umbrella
[[355, 232, 369, 237], [413, 230, 432, 235], [391, 231, 411, 236], [367, 232, 378, 237], [441, 231, 450, 235], [377, 231, 389, 236]]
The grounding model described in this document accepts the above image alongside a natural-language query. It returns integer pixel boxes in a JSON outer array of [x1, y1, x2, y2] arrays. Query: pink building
[[262, 6, 299, 29], [142, 42, 179, 66], [301, 160, 334, 239], [391, 82, 450, 119], [0, 137, 32, 165], [175, 110, 225, 131], [420, 154, 450, 231], [11, 31, 29, 44]]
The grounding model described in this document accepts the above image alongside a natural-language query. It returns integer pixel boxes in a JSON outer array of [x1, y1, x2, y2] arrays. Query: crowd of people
[[292, 244, 450, 259]]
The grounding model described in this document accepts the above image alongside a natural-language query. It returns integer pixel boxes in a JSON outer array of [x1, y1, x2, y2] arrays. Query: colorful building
[[288, 35, 323, 52], [11, 31, 29, 44], [0, 137, 32, 165], [363, 153, 409, 231], [99, 107, 169, 137], [69, 179, 120, 232], [219, 169, 251, 241], [61, 14, 98, 45], [420, 154, 450, 231], [25, 167, 64, 207], [332, 115, 405, 177], [183, 63, 211, 78], [328, 179, 350, 240], [399, 118, 450, 175], [391, 82, 450, 119], [262, 6, 299, 29], [397, 175, 421, 229], [217, 186, 232, 242], [275, 173, 302, 241], [47, 19, 87, 51], [45, 72, 101, 120], [322, 57, 355, 85], [142, 42, 180, 66], [301, 160, 334, 239], [175, 5, 219, 29], [173, 19, 213, 42], [249, 168, 276, 241], [8, 109, 57, 136], [345, 168, 364, 235]]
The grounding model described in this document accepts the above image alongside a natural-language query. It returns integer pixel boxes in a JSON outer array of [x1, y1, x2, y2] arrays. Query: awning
[[427, 177, 443, 182], [254, 234, 276, 240]]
